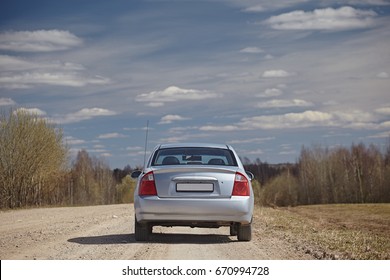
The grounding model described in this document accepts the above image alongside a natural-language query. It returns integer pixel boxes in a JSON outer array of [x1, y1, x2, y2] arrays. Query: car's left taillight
[[232, 172, 250, 196], [139, 171, 157, 196]]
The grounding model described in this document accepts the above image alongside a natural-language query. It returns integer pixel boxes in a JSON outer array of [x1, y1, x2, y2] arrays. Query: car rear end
[[132, 143, 254, 241]]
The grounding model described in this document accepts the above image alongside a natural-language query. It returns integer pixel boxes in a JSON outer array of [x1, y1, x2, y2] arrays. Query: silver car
[[131, 143, 254, 242]]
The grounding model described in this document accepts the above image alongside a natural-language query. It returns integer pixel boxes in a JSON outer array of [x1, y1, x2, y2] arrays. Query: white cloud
[[228, 137, 275, 144], [199, 124, 239, 132], [64, 136, 86, 145], [341, 0, 390, 6], [379, 121, 390, 128], [98, 133, 126, 139], [0, 30, 82, 52], [72, 107, 116, 117], [279, 149, 297, 155], [240, 111, 334, 129], [168, 126, 199, 133], [136, 86, 221, 106], [264, 54, 274, 60], [231, 0, 309, 13], [88, 148, 107, 153], [0, 55, 34, 71], [58, 108, 117, 124], [239, 148, 264, 156], [265, 6, 377, 31], [262, 70, 294, 78], [146, 102, 165, 107], [0, 72, 110, 88], [239, 47, 264, 53], [158, 114, 190, 124], [16, 107, 47, 116], [0, 97, 16, 106], [159, 136, 191, 143], [0, 55, 85, 71], [0, 55, 110, 89], [256, 88, 283, 98], [368, 131, 390, 139], [242, 5, 265, 13], [333, 110, 376, 126], [244, 110, 378, 130], [376, 107, 390, 115], [377, 72, 389, 78], [200, 109, 384, 132], [256, 99, 313, 108]]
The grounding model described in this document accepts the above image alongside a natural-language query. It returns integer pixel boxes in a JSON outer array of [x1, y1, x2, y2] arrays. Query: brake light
[[139, 171, 157, 196], [232, 172, 250, 196]]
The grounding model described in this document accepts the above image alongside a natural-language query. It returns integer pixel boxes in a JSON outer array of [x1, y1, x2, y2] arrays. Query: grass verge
[[255, 204, 390, 260]]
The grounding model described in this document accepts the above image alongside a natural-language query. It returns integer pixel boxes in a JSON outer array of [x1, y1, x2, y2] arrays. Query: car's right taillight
[[232, 172, 250, 196], [139, 171, 157, 196]]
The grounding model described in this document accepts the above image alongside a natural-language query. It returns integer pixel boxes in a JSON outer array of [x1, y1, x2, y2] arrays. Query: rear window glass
[[151, 147, 237, 166]]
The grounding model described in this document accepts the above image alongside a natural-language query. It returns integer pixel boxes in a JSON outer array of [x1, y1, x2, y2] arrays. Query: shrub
[[260, 172, 298, 207]]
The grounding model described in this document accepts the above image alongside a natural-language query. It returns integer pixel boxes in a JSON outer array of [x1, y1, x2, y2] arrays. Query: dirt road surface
[[0, 204, 312, 260]]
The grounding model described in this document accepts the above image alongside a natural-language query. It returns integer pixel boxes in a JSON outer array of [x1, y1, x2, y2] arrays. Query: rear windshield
[[151, 147, 237, 166]]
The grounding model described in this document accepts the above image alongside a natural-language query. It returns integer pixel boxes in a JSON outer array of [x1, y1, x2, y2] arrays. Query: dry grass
[[255, 204, 390, 260]]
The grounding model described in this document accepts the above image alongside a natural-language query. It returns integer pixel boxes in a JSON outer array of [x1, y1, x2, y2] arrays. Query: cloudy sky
[[1, 0, 389, 168]]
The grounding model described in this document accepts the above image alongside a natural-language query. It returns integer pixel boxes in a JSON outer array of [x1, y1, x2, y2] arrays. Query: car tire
[[134, 216, 149, 241], [230, 224, 238, 236], [237, 223, 252, 241]]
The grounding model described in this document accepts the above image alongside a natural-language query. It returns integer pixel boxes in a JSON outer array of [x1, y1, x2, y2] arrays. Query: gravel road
[[0, 204, 312, 260]]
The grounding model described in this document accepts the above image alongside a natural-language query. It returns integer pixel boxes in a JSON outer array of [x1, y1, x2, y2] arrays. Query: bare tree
[[71, 150, 95, 205], [0, 109, 67, 208], [295, 142, 390, 206], [70, 150, 117, 206]]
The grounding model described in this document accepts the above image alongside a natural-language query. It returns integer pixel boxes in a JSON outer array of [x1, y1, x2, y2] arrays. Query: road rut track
[[0, 204, 312, 260]]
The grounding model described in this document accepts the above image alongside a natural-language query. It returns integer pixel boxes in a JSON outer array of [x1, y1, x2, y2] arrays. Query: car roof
[[158, 143, 231, 150]]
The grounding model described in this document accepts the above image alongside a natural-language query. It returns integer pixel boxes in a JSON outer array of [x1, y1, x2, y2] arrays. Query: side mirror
[[246, 171, 254, 181], [131, 170, 142, 179]]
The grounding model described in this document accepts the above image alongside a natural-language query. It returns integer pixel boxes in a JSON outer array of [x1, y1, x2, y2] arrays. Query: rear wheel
[[237, 223, 252, 241], [134, 216, 150, 241], [230, 224, 238, 236]]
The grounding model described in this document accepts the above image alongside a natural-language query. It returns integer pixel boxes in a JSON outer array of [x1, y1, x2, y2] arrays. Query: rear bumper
[[134, 196, 254, 225]]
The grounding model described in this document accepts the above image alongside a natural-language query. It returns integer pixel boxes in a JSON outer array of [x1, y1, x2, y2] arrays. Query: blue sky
[[1, 0, 390, 168]]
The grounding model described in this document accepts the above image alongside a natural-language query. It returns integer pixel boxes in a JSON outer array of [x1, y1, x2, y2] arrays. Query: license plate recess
[[176, 183, 214, 192]]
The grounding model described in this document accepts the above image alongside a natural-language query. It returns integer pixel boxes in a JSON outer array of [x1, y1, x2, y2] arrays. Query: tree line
[[0, 109, 135, 208], [256, 142, 390, 207], [1, 108, 389, 209]]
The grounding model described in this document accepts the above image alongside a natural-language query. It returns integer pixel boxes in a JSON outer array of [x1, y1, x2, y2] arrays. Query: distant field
[[255, 204, 390, 260]]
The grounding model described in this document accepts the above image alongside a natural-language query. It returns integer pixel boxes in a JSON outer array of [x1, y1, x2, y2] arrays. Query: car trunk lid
[[151, 166, 238, 198]]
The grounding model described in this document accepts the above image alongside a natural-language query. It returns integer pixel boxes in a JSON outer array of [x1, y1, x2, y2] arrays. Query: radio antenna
[[143, 120, 149, 169]]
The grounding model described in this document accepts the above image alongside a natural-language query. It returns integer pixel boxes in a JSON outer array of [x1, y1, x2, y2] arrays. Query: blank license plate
[[176, 183, 214, 192]]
